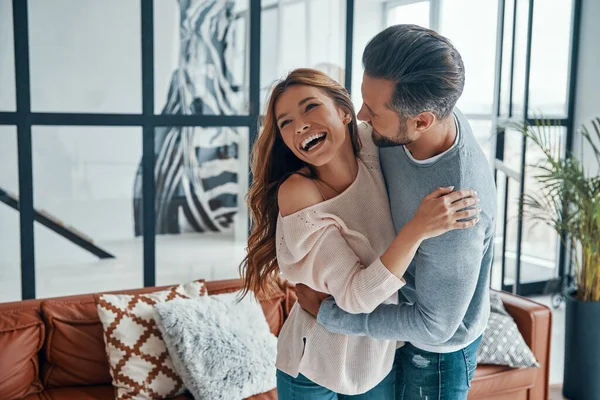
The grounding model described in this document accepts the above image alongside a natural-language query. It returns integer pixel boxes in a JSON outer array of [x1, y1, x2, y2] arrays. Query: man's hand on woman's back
[[296, 283, 330, 317]]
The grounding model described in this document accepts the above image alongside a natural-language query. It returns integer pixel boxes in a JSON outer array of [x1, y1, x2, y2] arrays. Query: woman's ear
[[338, 107, 352, 125]]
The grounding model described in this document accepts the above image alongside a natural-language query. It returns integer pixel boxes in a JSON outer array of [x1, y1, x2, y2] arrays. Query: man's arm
[[316, 215, 489, 343]]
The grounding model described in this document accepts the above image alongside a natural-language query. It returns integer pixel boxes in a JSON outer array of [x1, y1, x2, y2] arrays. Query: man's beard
[[371, 122, 413, 148]]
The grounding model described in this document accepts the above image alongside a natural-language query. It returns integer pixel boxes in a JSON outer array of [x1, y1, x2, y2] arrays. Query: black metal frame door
[[491, 0, 582, 297], [0, 0, 359, 300], [0, 0, 264, 299]]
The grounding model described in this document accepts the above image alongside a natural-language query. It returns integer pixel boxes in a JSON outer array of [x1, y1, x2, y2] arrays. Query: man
[[296, 24, 497, 399]]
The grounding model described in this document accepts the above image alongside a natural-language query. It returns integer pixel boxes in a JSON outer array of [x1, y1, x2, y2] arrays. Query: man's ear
[[414, 112, 436, 132]]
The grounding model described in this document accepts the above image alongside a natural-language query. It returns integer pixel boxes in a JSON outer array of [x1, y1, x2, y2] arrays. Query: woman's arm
[[277, 175, 404, 314]]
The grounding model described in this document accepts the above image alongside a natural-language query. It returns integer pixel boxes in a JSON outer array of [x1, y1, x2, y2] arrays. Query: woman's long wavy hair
[[239, 68, 361, 299]]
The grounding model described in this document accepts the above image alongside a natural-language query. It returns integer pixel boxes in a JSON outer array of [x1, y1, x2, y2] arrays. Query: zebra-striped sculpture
[[134, 0, 246, 236]]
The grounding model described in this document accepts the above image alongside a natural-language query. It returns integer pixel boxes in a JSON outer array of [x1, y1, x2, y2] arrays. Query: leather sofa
[[0, 279, 551, 400]]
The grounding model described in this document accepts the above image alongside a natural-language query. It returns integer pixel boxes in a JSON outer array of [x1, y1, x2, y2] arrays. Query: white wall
[[574, 0, 600, 177]]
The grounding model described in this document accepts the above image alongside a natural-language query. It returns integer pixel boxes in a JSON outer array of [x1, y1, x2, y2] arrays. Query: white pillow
[[154, 291, 277, 400]]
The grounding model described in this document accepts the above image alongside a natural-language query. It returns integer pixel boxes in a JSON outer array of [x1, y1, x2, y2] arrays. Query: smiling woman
[[239, 68, 360, 301]]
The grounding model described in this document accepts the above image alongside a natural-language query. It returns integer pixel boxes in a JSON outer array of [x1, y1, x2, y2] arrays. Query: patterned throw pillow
[[477, 293, 539, 368], [95, 281, 207, 399]]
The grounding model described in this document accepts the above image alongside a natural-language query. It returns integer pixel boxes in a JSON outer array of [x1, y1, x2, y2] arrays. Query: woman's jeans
[[395, 336, 483, 400], [277, 335, 481, 400], [276, 367, 395, 400]]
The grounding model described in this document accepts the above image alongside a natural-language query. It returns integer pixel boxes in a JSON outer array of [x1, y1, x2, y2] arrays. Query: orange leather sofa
[[0, 279, 551, 400]]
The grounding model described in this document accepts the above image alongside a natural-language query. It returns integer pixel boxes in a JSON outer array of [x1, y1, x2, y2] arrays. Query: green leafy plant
[[518, 117, 600, 302]]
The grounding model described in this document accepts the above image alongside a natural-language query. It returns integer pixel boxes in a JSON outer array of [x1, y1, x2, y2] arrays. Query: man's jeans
[[276, 367, 395, 400], [395, 336, 482, 400]]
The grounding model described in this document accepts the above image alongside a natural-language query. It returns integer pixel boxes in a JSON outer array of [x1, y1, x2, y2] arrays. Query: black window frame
[[0, 0, 354, 300]]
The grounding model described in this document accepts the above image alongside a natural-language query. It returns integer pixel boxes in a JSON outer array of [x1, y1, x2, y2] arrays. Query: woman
[[240, 69, 479, 399]]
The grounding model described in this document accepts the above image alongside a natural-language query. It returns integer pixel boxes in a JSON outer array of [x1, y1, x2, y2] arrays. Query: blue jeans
[[395, 336, 482, 400], [276, 367, 395, 400]]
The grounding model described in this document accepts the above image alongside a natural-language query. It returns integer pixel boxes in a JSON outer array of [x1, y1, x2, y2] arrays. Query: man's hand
[[296, 284, 330, 317]]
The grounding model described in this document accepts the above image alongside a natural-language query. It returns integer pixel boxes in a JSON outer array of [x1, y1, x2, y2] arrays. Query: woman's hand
[[380, 186, 478, 278], [409, 187, 480, 240]]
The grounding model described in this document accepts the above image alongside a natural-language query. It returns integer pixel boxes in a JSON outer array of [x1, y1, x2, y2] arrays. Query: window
[[0, 1, 16, 111], [491, 0, 577, 295], [2, 0, 260, 299], [32, 126, 143, 297], [351, 0, 385, 108], [528, 0, 572, 117], [28, 0, 142, 113], [0, 127, 20, 302], [153, 126, 249, 285], [261, 0, 347, 111], [440, 0, 499, 116], [387, 1, 430, 28], [0, 0, 580, 299]]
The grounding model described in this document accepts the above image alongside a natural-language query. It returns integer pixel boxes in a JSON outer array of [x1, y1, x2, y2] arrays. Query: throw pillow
[[477, 293, 539, 368], [154, 291, 277, 400], [94, 280, 207, 399]]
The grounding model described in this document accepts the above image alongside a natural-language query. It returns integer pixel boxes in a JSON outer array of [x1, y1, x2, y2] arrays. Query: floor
[[550, 385, 567, 400]]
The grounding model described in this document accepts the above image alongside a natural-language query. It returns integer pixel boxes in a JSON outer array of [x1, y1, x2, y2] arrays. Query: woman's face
[[274, 85, 350, 167]]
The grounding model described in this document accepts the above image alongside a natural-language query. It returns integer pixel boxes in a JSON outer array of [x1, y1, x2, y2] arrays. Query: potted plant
[[519, 117, 600, 400]]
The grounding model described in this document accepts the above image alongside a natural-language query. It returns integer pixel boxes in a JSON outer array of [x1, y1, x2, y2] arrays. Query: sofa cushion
[[0, 308, 44, 400], [41, 299, 111, 388]]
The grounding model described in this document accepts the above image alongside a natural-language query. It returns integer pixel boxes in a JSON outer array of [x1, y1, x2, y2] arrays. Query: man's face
[[357, 73, 416, 147]]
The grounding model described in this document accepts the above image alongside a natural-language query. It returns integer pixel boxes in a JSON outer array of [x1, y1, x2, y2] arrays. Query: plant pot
[[563, 291, 600, 400]]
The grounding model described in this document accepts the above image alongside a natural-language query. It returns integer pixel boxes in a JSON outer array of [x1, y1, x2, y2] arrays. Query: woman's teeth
[[301, 132, 326, 151]]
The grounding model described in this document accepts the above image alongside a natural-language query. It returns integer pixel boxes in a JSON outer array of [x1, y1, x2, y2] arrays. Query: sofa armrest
[[495, 290, 552, 400]]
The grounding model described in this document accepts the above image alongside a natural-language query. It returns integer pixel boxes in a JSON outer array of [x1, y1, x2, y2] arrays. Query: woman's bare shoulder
[[277, 172, 324, 217]]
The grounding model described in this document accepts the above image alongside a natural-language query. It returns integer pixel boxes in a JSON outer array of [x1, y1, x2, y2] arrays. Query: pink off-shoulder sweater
[[275, 123, 405, 395]]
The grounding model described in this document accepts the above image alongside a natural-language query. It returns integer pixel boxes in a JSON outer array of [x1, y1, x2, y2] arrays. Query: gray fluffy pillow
[[477, 293, 539, 368], [154, 291, 277, 400]]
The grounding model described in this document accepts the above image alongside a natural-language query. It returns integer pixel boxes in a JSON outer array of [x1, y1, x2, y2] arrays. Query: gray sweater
[[317, 110, 497, 353]]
